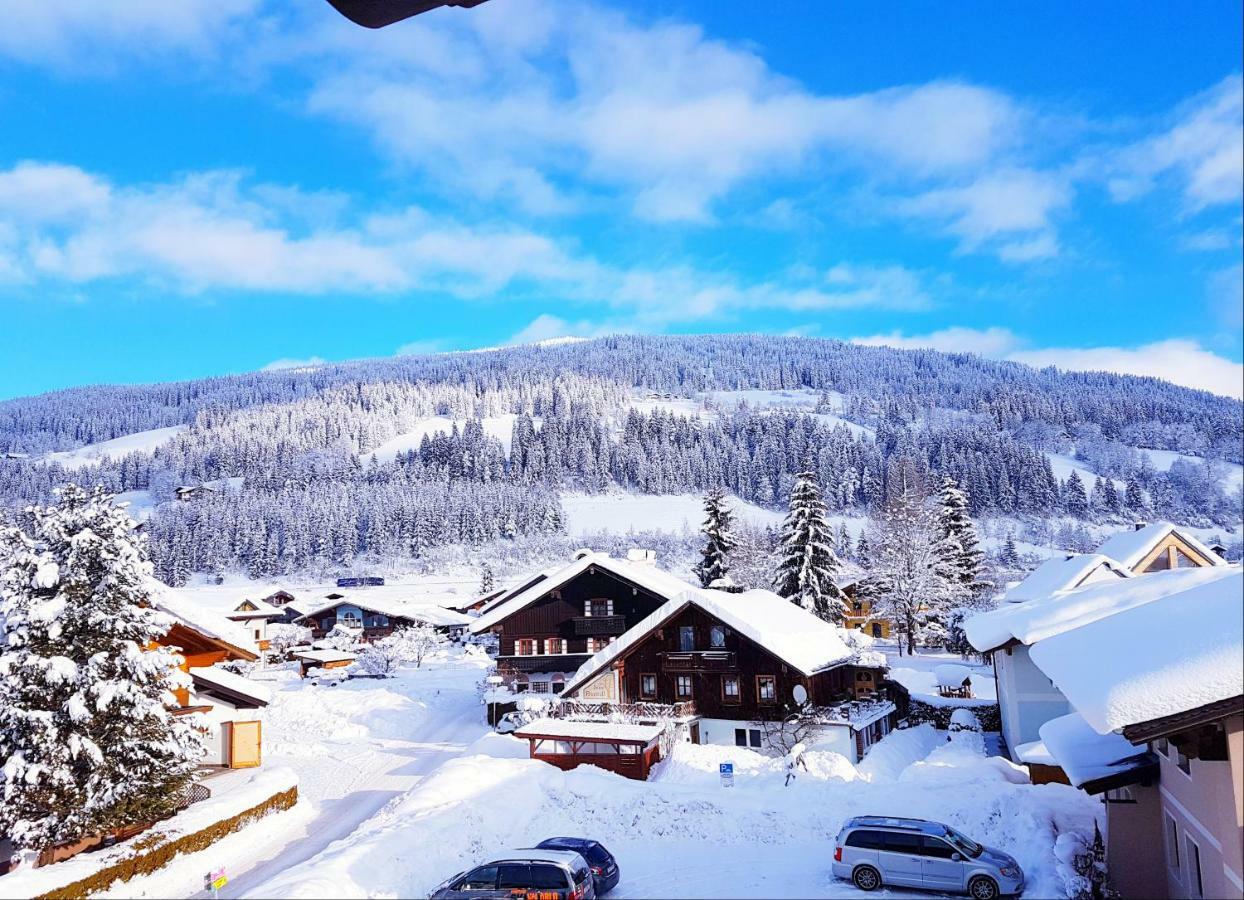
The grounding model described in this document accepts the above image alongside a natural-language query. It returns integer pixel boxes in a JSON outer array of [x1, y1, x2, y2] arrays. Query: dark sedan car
[[536, 839, 619, 896]]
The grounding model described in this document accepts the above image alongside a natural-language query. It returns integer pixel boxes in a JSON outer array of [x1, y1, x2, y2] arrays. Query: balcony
[[660, 650, 736, 672], [572, 615, 627, 636], [498, 654, 592, 673]]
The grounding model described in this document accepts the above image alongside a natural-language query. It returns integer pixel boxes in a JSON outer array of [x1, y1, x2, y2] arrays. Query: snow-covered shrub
[[0, 485, 205, 851], [948, 708, 982, 733], [321, 623, 362, 652], [1055, 826, 1115, 899], [267, 623, 314, 656], [391, 623, 448, 668]]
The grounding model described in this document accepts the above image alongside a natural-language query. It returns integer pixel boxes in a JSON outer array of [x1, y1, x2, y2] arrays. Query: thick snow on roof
[[1039, 712, 1152, 790], [965, 565, 1232, 652], [295, 594, 471, 628], [934, 664, 972, 688], [470, 552, 700, 634], [1002, 554, 1131, 603], [191, 665, 272, 706], [563, 588, 860, 696], [228, 599, 283, 619], [514, 718, 664, 743], [151, 581, 257, 655], [292, 648, 358, 663], [1095, 521, 1225, 571], [1029, 569, 1243, 734]]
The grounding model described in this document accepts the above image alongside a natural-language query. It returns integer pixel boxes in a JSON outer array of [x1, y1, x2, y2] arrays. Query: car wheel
[[852, 865, 882, 892], [969, 875, 1000, 900]]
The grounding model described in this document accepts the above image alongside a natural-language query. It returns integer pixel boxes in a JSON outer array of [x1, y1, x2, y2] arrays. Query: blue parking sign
[[719, 762, 734, 787]]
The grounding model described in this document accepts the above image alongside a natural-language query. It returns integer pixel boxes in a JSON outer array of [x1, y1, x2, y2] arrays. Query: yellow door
[[229, 720, 262, 768]]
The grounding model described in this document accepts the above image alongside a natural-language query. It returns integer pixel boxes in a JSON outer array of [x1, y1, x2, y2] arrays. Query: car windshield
[[943, 827, 984, 858], [543, 840, 610, 867]]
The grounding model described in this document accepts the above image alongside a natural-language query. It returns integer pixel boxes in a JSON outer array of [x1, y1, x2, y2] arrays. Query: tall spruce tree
[[772, 471, 846, 623], [934, 476, 988, 599], [0, 485, 204, 852], [695, 487, 737, 588]]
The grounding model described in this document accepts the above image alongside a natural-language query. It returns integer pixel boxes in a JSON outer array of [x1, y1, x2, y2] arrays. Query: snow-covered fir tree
[[0, 485, 204, 852], [772, 470, 846, 623], [695, 487, 737, 589], [479, 563, 496, 596], [934, 475, 989, 602]]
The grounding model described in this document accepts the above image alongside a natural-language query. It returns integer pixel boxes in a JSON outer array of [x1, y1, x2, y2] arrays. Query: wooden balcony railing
[[552, 699, 698, 722], [660, 650, 736, 672], [498, 654, 592, 673], [572, 615, 627, 636]]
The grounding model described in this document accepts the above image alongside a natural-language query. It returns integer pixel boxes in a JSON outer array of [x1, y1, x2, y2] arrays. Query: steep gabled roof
[[228, 598, 284, 620], [293, 594, 472, 628], [1095, 521, 1225, 571], [967, 565, 1232, 653], [1001, 553, 1131, 604], [469, 552, 699, 634], [562, 588, 865, 697], [152, 580, 258, 661], [191, 665, 272, 707]]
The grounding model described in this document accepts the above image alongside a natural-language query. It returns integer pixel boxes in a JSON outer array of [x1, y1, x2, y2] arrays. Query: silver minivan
[[831, 816, 1024, 899]]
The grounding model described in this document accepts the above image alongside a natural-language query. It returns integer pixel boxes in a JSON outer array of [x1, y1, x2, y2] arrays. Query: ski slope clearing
[[1044, 452, 1124, 490], [361, 415, 534, 463], [250, 723, 1097, 899], [561, 492, 784, 536], [40, 425, 187, 469], [1138, 448, 1244, 491]]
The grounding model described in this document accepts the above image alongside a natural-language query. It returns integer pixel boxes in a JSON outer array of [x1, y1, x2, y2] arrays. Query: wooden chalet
[[294, 595, 471, 642], [560, 588, 894, 763], [1095, 521, 1229, 575], [840, 578, 891, 639], [468, 550, 702, 694]]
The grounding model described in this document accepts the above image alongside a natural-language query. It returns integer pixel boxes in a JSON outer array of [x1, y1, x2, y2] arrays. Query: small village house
[[226, 598, 285, 650], [1030, 568, 1242, 900], [293, 594, 471, 642], [840, 578, 891, 639], [513, 719, 665, 781], [291, 647, 359, 678]]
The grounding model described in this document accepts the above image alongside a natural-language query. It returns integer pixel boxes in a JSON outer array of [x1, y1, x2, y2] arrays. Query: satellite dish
[[792, 684, 808, 706]]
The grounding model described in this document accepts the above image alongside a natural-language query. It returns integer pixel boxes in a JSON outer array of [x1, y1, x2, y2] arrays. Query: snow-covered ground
[[360, 415, 534, 463], [249, 719, 1096, 899], [561, 492, 784, 536], [1044, 452, 1124, 490], [40, 425, 187, 469], [884, 646, 997, 705], [1138, 448, 1244, 491]]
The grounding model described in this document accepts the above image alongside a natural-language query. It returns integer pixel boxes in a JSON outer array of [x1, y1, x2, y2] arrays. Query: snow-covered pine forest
[[0, 334, 1239, 584]]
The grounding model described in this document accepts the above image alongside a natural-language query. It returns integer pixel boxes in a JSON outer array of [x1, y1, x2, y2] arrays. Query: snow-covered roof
[[151, 581, 258, 657], [228, 599, 283, 620], [1028, 569, 1243, 734], [191, 665, 272, 706], [1039, 712, 1155, 791], [934, 664, 972, 688], [291, 648, 358, 663], [294, 594, 471, 628], [1094, 521, 1226, 571], [469, 552, 701, 634], [965, 565, 1233, 652], [563, 588, 863, 697], [1001, 554, 1132, 604], [514, 718, 664, 744], [1012, 739, 1057, 767]]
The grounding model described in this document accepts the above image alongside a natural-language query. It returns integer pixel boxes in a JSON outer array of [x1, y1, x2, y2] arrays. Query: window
[[921, 836, 958, 859], [1185, 836, 1203, 898], [543, 638, 564, 655], [679, 626, 695, 651], [515, 639, 535, 656], [675, 675, 693, 698], [871, 623, 883, 638], [845, 830, 885, 850], [856, 671, 873, 682], [618, 744, 640, 755], [852, 601, 863, 613], [882, 832, 923, 855], [640, 673, 657, 698], [709, 625, 726, 648], [551, 678, 565, 695], [1155, 737, 1169, 756], [735, 728, 748, 747], [458, 866, 499, 891], [497, 864, 531, 890], [722, 675, 740, 702], [530, 681, 550, 694], [1165, 814, 1180, 872], [530, 865, 569, 890], [756, 675, 776, 703], [749, 729, 762, 749], [587, 598, 612, 617]]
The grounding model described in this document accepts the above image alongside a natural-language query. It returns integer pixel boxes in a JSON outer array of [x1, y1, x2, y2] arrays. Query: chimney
[[1210, 543, 1228, 559], [1134, 521, 1148, 531]]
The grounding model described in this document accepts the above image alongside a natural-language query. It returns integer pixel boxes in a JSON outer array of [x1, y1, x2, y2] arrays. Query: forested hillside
[[0, 334, 1239, 583]]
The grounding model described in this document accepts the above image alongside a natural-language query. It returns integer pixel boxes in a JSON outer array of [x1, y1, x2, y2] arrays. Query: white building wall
[[194, 690, 263, 767], [995, 644, 1070, 759]]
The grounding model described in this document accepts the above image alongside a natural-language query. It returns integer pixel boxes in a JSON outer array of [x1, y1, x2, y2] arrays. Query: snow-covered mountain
[[0, 334, 1239, 583]]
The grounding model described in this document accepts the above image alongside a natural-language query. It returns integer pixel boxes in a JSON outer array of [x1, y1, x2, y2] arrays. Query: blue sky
[[0, 0, 1241, 400]]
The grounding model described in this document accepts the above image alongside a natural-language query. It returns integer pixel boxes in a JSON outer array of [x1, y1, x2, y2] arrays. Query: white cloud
[[1108, 75, 1243, 211], [260, 356, 326, 371], [853, 327, 1243, 399], [508, 314, 607, 345]]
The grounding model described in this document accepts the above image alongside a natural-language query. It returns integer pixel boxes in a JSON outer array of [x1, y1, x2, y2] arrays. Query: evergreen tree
[[772, 471, 846, 623], [1063, 471, 1090, 517], [934, 475, 988, 598], [479, 563, 496, 596], [0, 485, 204, 852], [1124, 476, 1147, 514], [695, 487, 737, 589], [1000, 535, 1019, 567]]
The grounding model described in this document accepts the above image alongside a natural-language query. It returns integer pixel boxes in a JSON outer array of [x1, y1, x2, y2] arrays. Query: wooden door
[[229, 720, 263, 768]]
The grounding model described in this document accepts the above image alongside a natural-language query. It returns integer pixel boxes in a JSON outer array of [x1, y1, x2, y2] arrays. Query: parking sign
[[719, 762, 734, 788]]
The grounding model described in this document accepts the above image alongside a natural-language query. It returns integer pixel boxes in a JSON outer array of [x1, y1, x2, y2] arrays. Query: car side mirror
[[951, 853, 962, 862]]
